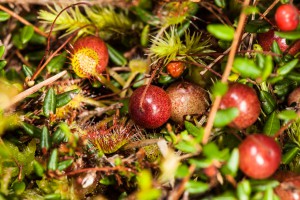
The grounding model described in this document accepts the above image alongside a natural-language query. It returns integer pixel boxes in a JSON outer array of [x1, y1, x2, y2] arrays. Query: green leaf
[[12, 181, 26, 195], [56, 89, 80, 108], [0, 45, 5, 58], [224, 148, 239, 176], [233, 57, 261, 79], [0, 11, 10, 22], [21, 26, 34, 44], [22, 65, 33, 77], [184, 121, 203, 139], [21, 122, 41, 138], [107, 44, 127, 66], [57, 159, 73, 171], [46, 51, 67, 73], [278, 110, 298, 120], [250, 179, 279, 191], [211, 81, 228, 97], [263, 112, 280, 136], [282, 146, 299, 164], [33, 160, 44, 177], [214, 0, 226, 8], [237, 180, 251, 200], [261, 55, 273, 81], [275, 31, 300, 40], [245, 19, 269, 33], [141, 25, 150, 47], [207, 24, 235, 41], [175, 164, 189, 178], [0, 60, 7, 71], [43, 88, 56, 117], [214, 108, 239, 128], [259, 91, 276, 115], [185, 180, 209, 194], [277, 58, 299, 75], [175, 140, 198, 153], [41, 126, 50, 152], [263, 187, 274, 200], [48, 149, 58, 171], [243, 6, 259, 14]]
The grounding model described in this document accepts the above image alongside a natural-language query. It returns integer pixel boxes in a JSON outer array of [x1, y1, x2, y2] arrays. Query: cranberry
[[257, 29, 300, 55], [71, 35, 108, 78], [275, 4, 299, 31], [129, 85, 171, 129], [166, 61, 185, 78], [219, 83, 260, 129], [239, 134, 281, 179], [288, 87, 300, 106], [166, 81, 209, 124], [275, 176, 300, 200]]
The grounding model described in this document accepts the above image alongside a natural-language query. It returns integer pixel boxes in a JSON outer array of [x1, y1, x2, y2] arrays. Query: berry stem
[[202, 0, 250, 144]]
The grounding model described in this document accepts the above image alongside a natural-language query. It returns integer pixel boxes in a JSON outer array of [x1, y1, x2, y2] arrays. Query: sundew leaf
[[207, 24, 234, 41], [214, 107, 239, 128], [232, 57, 262, 79], [263, 112, 280, 136]]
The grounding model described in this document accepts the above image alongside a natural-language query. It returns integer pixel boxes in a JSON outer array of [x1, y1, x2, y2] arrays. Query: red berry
[[219, 83, 261, 129], [166, 81, 209, 124], [257, 29, 300, 55], [275, 176, 300, 200], [275, 4, 299, 31], [166, 61, 185, 78], [239, 134, 281, 179], [129, 85, 171, 129], [71, 35, 108, 78]]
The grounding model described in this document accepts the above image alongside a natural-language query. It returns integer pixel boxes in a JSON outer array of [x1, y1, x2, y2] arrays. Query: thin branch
[[0, 5, 47, 37], [202, 0, 251, 144], [4, 70, 67, 109]]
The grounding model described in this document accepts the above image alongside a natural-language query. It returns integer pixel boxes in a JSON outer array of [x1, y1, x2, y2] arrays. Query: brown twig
[[4, 70, 67, 110], [202, 0, 251, 144], [0, 5, 47, 37], [168, 164, 196, 200]]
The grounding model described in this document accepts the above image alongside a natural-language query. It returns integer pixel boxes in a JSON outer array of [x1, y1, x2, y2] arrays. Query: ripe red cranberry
[[275, 4, 299, 31], [129, 85, 171, 129], [166, 61, 185, 78], [257, 29, 300, 55], [71, 35, 108, 78], [166, 81, 209, 124], [239, 134, 281, 179], [219, 83, 260, 129], [288, 87, 300, 106]]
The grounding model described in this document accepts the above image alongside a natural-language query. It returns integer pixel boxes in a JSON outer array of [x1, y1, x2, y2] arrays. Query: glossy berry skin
[[71, 36, 108, 78], [257, 29, 300, 55], [239, 134, 281, 179], [166, 61, 185, 78], [275, 4, 299, 31], [219, 83, 260, 129], [129, 85, 171, 129], [166, 81, 209, 124]]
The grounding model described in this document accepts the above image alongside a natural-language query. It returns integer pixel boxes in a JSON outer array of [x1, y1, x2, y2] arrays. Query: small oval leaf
[[277, 58, 299, 75], [43, 88, 56, 117], [214, 107, 239, 128], [0, 11, 10, 22], [21, 26, 34, 44], [233, 57, 262, 79], [207, 24, 235, 41]]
